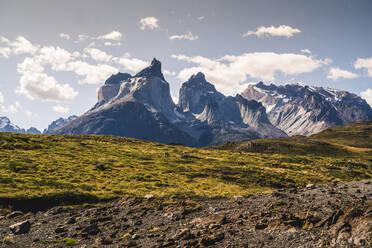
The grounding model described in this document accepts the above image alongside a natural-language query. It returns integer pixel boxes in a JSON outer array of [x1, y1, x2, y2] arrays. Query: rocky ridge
[[0, 116, 40, 134], [51, 59, 285, 146], [242, 82, 372, 136]]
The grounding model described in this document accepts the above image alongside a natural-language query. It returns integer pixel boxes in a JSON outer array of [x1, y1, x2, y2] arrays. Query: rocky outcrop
[[43, 115, 78, 134], [51, 59, 198, 146], [97, 72, 131, 104], [177, 73, 286, 145], [50, 60, 287, 146], [242, 82, 372, 136]]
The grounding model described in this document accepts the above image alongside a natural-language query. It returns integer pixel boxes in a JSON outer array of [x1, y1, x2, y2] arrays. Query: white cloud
[[113, 53, 147, 72], [53, 105, 69, 113], [354, 57, 372, 77], [37, 46, 73, 70], [103, 41, 122, 46], [327, 67, 359, 81], [65, 61, 118, 84], [198, 16, 205, 21], [164, 70, 176, 76], [9, 36, 39, 55], [0, 47, 11, 58], [243, 25, 301, 38], [84, 47, 112, 62], [172, 52, 328, 95], [169, 31, 198, 41], [361, 88, 372, 107], [97, 31, 122, 41], [301, 49, 311, 54], [138, 17, 159, 30], [0, 37, 10, 43], [0, 36, 39, 56], [170, 91, 179, 104], [16, 71, 78, 101], [26, 110, 39, 118], [0, 91, 4, 111], [78, 34, 91, 41], [16, 56, 78, 102], [59, 33, 71, 40], [0, 95, 23, 114]]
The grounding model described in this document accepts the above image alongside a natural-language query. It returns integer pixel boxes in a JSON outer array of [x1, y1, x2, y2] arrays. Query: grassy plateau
[[0, 121, 371, 208]]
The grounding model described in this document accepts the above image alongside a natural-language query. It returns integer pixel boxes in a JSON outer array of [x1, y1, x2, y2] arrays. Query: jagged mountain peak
[[242, 81, 372, 136], [189, 72, 206, 82], [51, 59, 285, 147], [0, 116, 41, 134], [135, 58, 165, 81], [104, 72, 132, 85]]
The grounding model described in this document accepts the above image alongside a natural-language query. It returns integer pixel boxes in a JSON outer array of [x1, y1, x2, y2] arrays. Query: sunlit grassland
[[0, 121, 371, 205]]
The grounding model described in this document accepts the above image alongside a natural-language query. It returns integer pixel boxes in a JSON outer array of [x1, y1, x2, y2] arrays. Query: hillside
[[0, 121, 371, 211], [0, 121, 371, 247], [217, 120, 372, 156]]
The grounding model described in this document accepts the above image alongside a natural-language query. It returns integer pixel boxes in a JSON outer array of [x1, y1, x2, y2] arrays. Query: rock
[[144, 194, 154, 199], [7, 211, 23, 219], [123, 240, 137, 247], [192, 214, 227, 226], [10, 220, 31, 234], [255, 223, 268, 230], [67, 217, 76, 224], [306, 184, 315, 189], [101, 237, 113, 245], [55, 227, 67, 234], [83, 223, 100, 235], [199, 232, 225, 246], [174, 228, 195, 240], [328, 209, 344, 226]]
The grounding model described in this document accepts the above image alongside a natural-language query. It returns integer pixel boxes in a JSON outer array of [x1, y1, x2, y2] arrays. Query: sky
[[0, 0, 372, 131]]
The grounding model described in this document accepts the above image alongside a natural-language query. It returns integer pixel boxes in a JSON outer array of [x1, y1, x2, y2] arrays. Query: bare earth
[[1, 180, 371, 247]]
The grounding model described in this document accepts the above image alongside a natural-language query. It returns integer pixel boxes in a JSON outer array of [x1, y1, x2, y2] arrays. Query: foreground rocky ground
[[1, 180, 371, 247]]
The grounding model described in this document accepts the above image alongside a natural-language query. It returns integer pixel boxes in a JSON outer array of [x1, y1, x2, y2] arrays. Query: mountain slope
[[0, 116, 40, 134], [51, 59, 285, 146], [0, 121, 370, 205], [51, 59, 198, 146], [177, 72, 286, 146], [242, 82, 372, 136], [43, 115, 78, 134], [217, 120, 372, 157]]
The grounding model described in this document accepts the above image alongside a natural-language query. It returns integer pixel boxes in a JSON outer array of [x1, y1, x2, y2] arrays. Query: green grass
[[0, 121, 371, 208]]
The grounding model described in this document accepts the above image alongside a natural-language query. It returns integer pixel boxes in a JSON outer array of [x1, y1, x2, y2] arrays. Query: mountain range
[[0, 116, 40, 134], [45, 58, 372, 146], [242, 82, 372, 136]]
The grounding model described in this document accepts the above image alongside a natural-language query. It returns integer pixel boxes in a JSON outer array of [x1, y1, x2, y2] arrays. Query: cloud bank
[[355, 57, 372, 77], [361, 88, 372, 107], [243, 25, 301, 38], [327, 67, 359, 81], [172, 52, 328, 95]]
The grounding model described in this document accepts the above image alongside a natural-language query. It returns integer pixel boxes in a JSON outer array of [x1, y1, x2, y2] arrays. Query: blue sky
[[0, 0, 371, 130]]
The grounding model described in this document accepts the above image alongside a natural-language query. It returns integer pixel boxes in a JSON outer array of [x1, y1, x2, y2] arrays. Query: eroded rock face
[[50, 63, 287, 146], [43, 115, 78, 134], [98, 72, 131, 103], [179, 72, 223, 114], [178, 72, 286, 145], [50, 59, 198, 146], [242, 82, 372, 136]]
